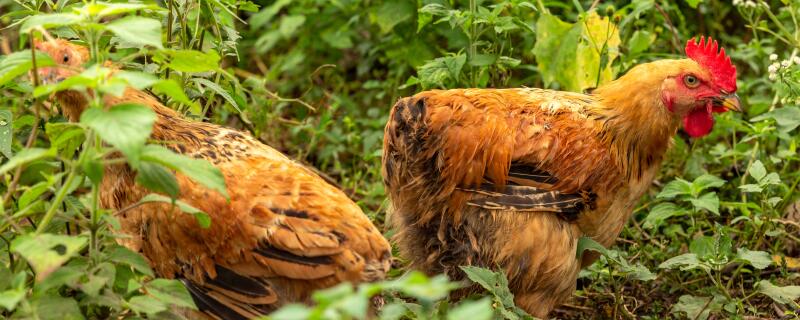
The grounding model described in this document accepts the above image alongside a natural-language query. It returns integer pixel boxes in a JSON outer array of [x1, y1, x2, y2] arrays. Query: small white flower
[[782, 59, 792, 68], [733, 0, 742, 6], [769, 73, 777, 81], [745, 0, 757, 7], [768, 63, 780, 73], [792, 56, 800, 65], [770, 54, 778, 61]]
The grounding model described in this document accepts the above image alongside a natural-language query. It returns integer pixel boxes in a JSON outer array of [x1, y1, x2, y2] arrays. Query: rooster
[[382, 37, 740, 317], [34, 39, 392, 319]]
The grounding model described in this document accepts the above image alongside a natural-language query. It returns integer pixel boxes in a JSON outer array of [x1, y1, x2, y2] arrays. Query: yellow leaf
[[773, 255, 800, 268]]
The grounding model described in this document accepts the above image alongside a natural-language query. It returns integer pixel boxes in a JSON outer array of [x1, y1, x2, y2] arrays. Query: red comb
[[685, 36, 737, 92]]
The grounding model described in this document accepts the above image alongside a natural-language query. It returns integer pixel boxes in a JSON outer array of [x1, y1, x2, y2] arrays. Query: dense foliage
[[0, 0, 798, 319]]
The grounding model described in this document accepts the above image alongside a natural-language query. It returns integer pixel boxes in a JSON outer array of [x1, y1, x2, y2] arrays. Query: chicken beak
[[714, 93, 742, 112]]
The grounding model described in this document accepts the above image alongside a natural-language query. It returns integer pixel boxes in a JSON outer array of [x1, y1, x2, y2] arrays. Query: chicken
[[382, 36, 740, 317], [34, 39, 392, 319]]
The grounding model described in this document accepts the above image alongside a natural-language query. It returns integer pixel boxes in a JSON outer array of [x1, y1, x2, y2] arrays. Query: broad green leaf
[[80, 103, 156, 166], [128, 295, 167, 315], [31, 295, 84, 320], [690, 192, 719, 215], [279, 15, 306, 37], [751, 106, 800, 133], [416, 54, 466, 89], [659, 253, 706, 271], [106, 16, 164, 49], [748, 160, 767, 182], [20, 13, 83, 33], [0, 109, 10, 158], [446, 298, 493, 320], [11, 234, 88, 280], [152, 79, 197, 108], [533, 12, 620, 92], [139, 194, 212, 228], [81, 2, 164, 17], [643, 202, 685, 229], [657, 178, 693, 198], [628, 263, 657, 281], [576, 236, 607, 258], [756, 280, 800, 305], [692, 174, 725, 193], [270, 304, 312, 320], [0, 51, 54, 88], [739, 183, 763, 193], [141, 145, 228, 199], [671, 294, 723, 320], [628, 30, 654, 54], [372, 1, 415, 33], [690, 236, 715, 260], [45, 122, 85, 158], [0, 147, 56, 176], [735, 249, 772, 269], [108, 245, 154, 276], [154, 50, 220, 73], [136, 162, 179, 198], [112, 71, 159, 89], [18, 181, 49, 209], [146, 279, 197, 309], [685, 0, 703, 8], [0, 289, 24, 311]]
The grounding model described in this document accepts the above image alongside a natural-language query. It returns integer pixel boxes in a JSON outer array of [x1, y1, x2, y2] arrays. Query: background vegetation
[[0, 0, 798, 319]]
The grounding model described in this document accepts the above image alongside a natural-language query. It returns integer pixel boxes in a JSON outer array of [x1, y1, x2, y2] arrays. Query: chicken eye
[[684, 75, 699, 87], [62, 54, 69, 63]]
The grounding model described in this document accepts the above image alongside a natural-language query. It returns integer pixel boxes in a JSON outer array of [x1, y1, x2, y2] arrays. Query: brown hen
[[382, 37, 741, 317], [35, 39, 392, 320]]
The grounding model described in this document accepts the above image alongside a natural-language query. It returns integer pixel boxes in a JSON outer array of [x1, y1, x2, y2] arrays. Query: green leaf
[[372, 1, 415, 33], [748, 160, 767, 182], [576, 236, 607, 258], [446, 298, 493, 320], [128, 295, 167, 315], [671, 294, 723, 320], [735, 249, 772, 270], [739, 183, 763, 193], [270, 304, 312, 320], [146, 279, 197, 310], [0, 110, 11, 159], [136, 162, 179, 198], [659, 253, 706, 271], [756, 280, 800, 306], [11, 234, 88, 280], [751, 106, 800, 133], [18, 181, 49, 209], [31, 295, 84, 320], [82, 2, 164, 17], [193, 78, 242, 113], [141, 145, 228, 199], [108, 245, 154, 276], [0, 51, 54, 88], [279, 15, 306, 37], [533, 12, 620, 92], [416, 54, 466, 88], [684, 0, 703, 8], [80, 104, 156, 166], [690, 192, 719, 215], [20, 13, 83, 33], [628, 30, 654, 54], [139, 194, 212, 228], [0, 148, 56, 176], [657, 178, 693, 199], [154, 50, 220, 73], [152, 79, 197, 108], [106, 16, 163, 49], [0, 288, 24, 311], [690, 236, 715, 260], [692, 174, 725, 193], [643, 202, 685, 229]]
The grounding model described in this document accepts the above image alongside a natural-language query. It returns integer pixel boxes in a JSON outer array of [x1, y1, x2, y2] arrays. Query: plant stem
[[34, 164, 78, 235]]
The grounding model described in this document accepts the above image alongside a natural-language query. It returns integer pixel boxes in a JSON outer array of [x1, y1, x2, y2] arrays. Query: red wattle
[[683, 106, 714, 137]]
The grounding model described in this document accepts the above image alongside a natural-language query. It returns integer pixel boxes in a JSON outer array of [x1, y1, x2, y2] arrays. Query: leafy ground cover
[[0, 0, 798, 319]]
